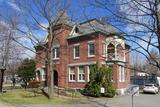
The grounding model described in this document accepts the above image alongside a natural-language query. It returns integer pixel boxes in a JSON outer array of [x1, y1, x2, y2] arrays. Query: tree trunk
[[0, 69, 5, 93], [48, 25, 54, 99]]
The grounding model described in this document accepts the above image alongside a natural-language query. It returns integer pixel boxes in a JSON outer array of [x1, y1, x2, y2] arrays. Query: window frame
[[87, 65, 95, 82], [119, 65, 125, 82], [69, 67, 76, 82], [73, 44, 80, 59], [53, 47, 60, 60], [88, 41, 95, 57], [78, 66, 85, 82]]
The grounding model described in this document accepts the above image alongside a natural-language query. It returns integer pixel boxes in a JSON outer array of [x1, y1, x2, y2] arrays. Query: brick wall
[[35, 25, 131, 90]]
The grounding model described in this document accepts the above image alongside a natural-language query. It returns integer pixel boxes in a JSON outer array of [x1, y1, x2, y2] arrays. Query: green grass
[[0, 89, 73, 105]]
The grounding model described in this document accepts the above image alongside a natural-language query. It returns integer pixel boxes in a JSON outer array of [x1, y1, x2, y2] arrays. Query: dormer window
[[75, 26, 79, 33]]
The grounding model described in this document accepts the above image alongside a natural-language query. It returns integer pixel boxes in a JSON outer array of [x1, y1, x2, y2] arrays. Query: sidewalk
[[0, 103, 12, 107]]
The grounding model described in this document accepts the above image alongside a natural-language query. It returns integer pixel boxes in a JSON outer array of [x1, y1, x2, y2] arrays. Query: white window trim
[[87, 66, 90, 82], [119, 66, 125, 82], [41, 69, 45, 81], [87, 65, 94, 82], [53, 47, 60, 60], [102, 41, 106, 57], [88, 40, 95, 43], [78, 66, 85, 82], [73, 44, 80, 59], [88, 41, 95, 57], [68, 61, 96, 66], [36, 72, 39, 81], [69, 67, 76, 82], [36, 68, 41, 81], [122, 67, 125, 82], [119, 66, 121, 82], [36, 68, 45, 81]]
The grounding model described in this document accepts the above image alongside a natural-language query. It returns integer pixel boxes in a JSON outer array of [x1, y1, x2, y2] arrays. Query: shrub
[[103, 84, 116, 97], [86, 64, 116, 97], [87, 82, 101, 97]]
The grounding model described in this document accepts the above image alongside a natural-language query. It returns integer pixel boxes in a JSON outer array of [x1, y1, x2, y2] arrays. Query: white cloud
[[0, 20, 10, 28], [7, 1, 21, 12]]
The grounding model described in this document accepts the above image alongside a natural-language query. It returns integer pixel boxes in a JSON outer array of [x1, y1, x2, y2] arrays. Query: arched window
[[52, 39, 60, 46], [36, 69, 46, 81], [36, 70, 41, 81], [107, 43, 115, 60]]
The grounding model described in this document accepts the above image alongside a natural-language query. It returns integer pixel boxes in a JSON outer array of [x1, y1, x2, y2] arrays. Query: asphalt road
[[1, 93, 160, 107], [94, 93, 160, 107]]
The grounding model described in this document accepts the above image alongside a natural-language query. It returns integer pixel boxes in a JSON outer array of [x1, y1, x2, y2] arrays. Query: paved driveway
[[91, 93, 160, 107], [0, 103, 11, 107], [1, 93, 160, 107]]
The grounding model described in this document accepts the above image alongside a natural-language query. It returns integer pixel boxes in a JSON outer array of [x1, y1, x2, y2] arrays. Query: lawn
[[0, 89, 74, 105]]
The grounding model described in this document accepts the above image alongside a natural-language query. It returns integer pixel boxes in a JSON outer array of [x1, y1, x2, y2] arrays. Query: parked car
[[143, 84, 159, 94]]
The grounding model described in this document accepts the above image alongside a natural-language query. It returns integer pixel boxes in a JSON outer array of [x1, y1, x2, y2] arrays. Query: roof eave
[[67, 30, 117, 40]]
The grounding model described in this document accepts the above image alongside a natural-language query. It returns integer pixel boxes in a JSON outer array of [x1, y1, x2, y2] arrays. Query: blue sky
[[0, 0, 157, 63]]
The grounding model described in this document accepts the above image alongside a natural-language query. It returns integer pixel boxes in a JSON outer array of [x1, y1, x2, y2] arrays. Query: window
[[78, 66, 85, 81], [107, 43, 115, 60], [53, 47, 60, 59], [69, 67, 75, 81], [119, 65, 125, 82], [36, 70, 41, 81], [36, 69, 45, 81], [74, 45, 80, 59], [88, 42, 95, 57]]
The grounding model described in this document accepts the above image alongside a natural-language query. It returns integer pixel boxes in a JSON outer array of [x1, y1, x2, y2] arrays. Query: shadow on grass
[[41, 88, 50, 99], [0, 89, 74, 105]]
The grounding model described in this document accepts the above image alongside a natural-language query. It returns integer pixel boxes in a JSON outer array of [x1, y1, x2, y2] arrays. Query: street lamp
[[0, 66, 6, 93]]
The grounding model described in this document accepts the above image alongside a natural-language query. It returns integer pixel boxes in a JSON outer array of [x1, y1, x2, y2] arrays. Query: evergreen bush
[[86, 64, 116, 97]]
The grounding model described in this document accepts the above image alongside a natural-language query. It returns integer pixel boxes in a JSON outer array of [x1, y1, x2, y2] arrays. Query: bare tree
[[84, 0, 160, 73], [131, 52, 144, 76], [8, 0, 72, 98], [144, 49, 160, 75], [0, 17, 24, 92]]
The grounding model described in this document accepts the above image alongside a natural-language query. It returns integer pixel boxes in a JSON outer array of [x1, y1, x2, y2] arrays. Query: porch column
[[114, 45, 117, 60]]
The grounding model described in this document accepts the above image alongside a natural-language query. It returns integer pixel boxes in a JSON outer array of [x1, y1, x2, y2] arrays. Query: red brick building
[[35, 13, 130, 94]]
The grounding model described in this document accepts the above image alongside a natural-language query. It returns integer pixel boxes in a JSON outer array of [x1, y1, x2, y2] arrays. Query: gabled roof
[[68, 19, 118, 39]]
